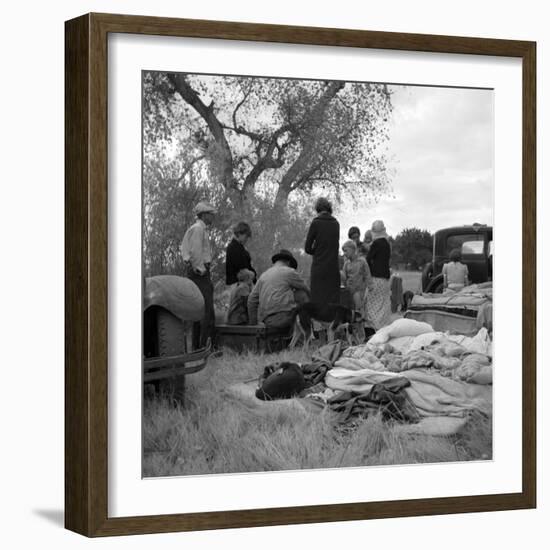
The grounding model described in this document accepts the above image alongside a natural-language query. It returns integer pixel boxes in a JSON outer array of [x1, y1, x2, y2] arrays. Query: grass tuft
[[143, 347, 492, 477]]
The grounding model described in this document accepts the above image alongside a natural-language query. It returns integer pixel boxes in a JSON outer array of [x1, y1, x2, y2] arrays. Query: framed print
[[65, 13, 536, 537]]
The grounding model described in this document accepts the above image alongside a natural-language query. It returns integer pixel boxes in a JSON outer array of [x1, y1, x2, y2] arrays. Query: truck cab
[[421, 224, 493, 293]]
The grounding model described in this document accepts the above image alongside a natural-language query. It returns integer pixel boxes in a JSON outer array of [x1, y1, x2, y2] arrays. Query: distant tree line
[[391, 227, 433, 270]]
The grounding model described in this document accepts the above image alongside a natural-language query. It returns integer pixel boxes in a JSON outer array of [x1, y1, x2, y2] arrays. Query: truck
[[421, 223, 493, 293]]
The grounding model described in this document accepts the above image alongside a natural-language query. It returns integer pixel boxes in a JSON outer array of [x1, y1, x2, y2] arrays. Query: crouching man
[[247, 249, 309, 329]]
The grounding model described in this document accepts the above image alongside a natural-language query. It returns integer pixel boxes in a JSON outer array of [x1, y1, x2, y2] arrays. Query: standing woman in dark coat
[[304, 197, 340, 305], [225, 221, 256, 285], [224, 221, 256, 319]]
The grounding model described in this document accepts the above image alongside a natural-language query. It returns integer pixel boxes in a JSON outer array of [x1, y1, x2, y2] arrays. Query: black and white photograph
[[142, 70, 494, 478]]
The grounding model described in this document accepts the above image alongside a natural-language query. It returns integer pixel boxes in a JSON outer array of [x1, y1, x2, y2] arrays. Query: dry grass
[[143, 347, 492, 477]]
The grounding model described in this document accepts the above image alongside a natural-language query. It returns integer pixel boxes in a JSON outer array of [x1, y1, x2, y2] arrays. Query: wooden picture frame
[[65, 12, 536, 537]]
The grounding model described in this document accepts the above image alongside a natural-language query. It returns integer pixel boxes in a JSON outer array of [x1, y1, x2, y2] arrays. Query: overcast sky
[[335, 85, 494, 241]]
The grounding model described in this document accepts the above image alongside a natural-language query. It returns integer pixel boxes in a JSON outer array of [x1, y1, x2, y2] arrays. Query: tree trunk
[[168, 74, 236, 192], [273, 186, 291, 211]]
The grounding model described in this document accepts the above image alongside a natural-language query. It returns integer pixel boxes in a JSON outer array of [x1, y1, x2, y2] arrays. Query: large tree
[[145, 72, 392, 209], [142, 72, 393, 282]]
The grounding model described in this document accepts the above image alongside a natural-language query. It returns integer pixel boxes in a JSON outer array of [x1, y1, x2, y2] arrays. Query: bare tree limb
[[232, 89, 252, 130], [167, 73, 238, 191], [274, 81, 346, 207], [173, 155, 206, 185]]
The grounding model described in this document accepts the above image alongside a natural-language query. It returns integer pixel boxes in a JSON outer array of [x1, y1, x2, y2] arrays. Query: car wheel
[[157, 307, 188, 405]]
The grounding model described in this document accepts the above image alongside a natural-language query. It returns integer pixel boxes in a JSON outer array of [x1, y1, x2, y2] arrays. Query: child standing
[[442, 248, 469, 291], [227, 269, 255, 325], [341, 240, 372, 313]]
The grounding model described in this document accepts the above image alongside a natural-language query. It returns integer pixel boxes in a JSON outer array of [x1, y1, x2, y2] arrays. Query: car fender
[[421, 262, 433, 292], [425, 273, 444, 293]]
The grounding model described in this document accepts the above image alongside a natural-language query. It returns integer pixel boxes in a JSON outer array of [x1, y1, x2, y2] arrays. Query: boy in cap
[[180, 201, 217, 348]]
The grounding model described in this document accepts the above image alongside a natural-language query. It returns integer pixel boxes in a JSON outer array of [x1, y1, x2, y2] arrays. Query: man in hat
[[247, 249, 309, 329], [180, 201, 217, 348]]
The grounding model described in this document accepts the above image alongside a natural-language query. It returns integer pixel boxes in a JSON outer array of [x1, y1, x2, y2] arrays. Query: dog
[[289, 302, 363, 352]]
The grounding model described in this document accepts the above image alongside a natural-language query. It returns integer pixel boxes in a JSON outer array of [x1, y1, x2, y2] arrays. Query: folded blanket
[[335, 355, 386, 372]]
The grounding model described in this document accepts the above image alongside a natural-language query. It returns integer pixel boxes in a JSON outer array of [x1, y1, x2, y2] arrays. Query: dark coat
[[225, 238, 256, 285], [367, 237, 391, 279], [305, 212, 340, 304]]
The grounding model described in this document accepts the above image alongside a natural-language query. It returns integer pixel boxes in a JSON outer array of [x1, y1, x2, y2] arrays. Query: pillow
[[369, 318, 434, 345]]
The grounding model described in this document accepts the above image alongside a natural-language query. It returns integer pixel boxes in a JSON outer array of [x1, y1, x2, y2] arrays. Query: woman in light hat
[[364, 219, 392, 333]]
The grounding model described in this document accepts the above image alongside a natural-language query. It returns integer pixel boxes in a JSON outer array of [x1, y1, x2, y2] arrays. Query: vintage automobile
[[143, 275, 211, 403], [421, 223, 493, 293]]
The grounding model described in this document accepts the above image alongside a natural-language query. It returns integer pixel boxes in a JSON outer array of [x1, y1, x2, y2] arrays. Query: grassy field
[[398, 270, 422, 294], [143, 346, 491, 477]]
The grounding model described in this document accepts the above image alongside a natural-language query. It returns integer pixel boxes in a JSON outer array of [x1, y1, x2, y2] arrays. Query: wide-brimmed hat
[[271, 249, 298, 269], [193, 201, 217, 215], [371, 220, 389, 240]]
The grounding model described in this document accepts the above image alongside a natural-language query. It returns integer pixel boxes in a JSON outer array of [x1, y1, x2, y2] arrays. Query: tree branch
[[167, 73, 237, 191], [275, 81, 346, 206], [232, 89, 251, 130], [173, 155, 206, 185]]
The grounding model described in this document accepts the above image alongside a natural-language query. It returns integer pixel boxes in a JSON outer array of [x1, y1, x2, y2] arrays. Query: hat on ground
[[255, 362, 305, 400], [371, 220, 389, 240], [271, 249, 298, 269], [193, 201, 217, 215]]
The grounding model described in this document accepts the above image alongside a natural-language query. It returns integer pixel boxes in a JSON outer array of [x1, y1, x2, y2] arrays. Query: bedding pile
[[248, 318, 492, 435]]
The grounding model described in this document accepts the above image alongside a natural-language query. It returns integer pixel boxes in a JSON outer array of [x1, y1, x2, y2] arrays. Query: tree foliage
[[142, 71, 393, 283], [392, 228, 433, 270]]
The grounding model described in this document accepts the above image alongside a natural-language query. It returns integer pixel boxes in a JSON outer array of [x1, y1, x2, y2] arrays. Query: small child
[[442, 248, 469, 291], [341, 240, 372, 313], [227, 269, 255, 325]]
